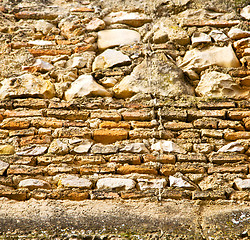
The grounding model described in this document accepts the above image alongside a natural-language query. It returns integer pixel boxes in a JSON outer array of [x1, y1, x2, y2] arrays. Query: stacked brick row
[[0, 97, 249, 201]]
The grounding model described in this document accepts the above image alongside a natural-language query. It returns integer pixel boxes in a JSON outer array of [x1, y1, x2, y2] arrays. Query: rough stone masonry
[[0, 0, 250, 239]]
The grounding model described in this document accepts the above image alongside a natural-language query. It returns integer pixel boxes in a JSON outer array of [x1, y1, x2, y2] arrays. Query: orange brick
[[0, 118, 30, 129], [93, 129, 128, 144], [63, 191, 89, 201], [143, 154, 176, 164], [74, 44, 95, 53], [10, 42, 32, 49], [56, 39, 80, 45], [91, 110, 122, 121], [80, 165, 116, 175], [46, 109, 89, 121], [117, 165, 158, 175], [131, 121, 156, 129], [122, 109, 153, 121], [228, 111, 250, 120], [164, 121, 193, 131], [19, 135, 52, 146], [31, 118, 64, 128], [3, 109, 43, 118], [28, 49, 72, 56], [100, 121, 130, 129], [208, 165, 248, 174], [224, 132, 250, 140], [71, 7, 95, 12]]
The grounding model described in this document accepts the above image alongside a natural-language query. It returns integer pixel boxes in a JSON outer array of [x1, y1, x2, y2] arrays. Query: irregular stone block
[[151, 140, 186, 154], [209, 30, 230, 42], [169, 176, 195, 190], [86, 18, 105, 31], [209, 153, 247, 164], [137, 179, 167, 191], [93, 129, 128, 144], [75, 156, 106, 165], [48, 139, 70, 155], [58, 175, 92, 189], [52, 127, 92, 138], [234, 178, 250, 190], [96, 178, 136, 190], [208, 165, 248, 174], [16, 146, 48, 156], [241, 5, 250, 20], [117, 165, 158, 175], [228, 28, 250, 40], [160, 164, 176, 176], [217, 142, 245, 153], [109, 154, 141, 165], [97, 29, 140, 50], [91, 143, 118, 154], [143, 154, 176, 164], [224, 132, 250, 140], [0, 145, 15, 155], [191, 32, 211, 47], [177, 153, 207, 163], [120, 143, 149, 154], [103, 11, 151, 27], [0, 118, 30, 130], [0, 160, 9, 175], [18, 179, 51, 190], [91, 110, 122, 121], [7, 165, 43, 175], [0, 74, 55, 100]]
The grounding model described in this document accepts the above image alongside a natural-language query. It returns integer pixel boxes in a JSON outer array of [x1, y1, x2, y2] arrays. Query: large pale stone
[[191, 32, 211, 47], [151, 140, 186, 154], [58, 175, 92, 189], [34, 20, 57, 35], [0, 74, 56, 99], [86, 18, 105, 31], [241, 5, 250, 20], [195, 71, 249, 99], [96, 178, 136, 190], [169, 176, 194, 190], [228, 28, 250, 40], [113, 52, 194, 98], [234, 178, 250, 190], [179, 45, 241, 73], [48, 139, 70, 155], [153, 18, 189, 45], [0, 160, 9, 175], [72, 142, 93, 154], [32, 59, 54, 71], [103, 11, 151, 27], [64, 75, 112, 101], [120, 143, 149, 153], [92, 49, 131, 71], [97, 29, 140, 50], [137, 178, 167, 191], [16, 146, 48, 156], [217, 142, 245, 153], [28, 40, 56, 46], [18, 179, 51, 190]]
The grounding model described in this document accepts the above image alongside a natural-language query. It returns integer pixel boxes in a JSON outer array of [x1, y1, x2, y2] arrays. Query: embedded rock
[[34, 20, 57, 35], [0, 74, 56, 99], [32, 59, 54, 71], [64, 75, 112, 101], [96, 177, 136, 190], [58, 175, 92, 189], [137, 178, 167, 191], [191, 32, 211, 47], [217, 142, 245, 153], [195, 71, 248, 99], [120, 143, 149, 153], [234, 178, 250, 190], [97, 29, 140, 50], [0, 145, 15, 155], [169, 176, 195, 190], [18, 179, 51, 190], [151, 140, 186, 154], [92, 49, 131, 71], [153, 18, 189, 45], [209, 30, 230, 42], [48, 139, 70, 155], [241, 5, 250, 20], [179, 45, 241, 73], [72, 142, 93, 154], [228, 28, 250, 40], [103, 11, 151, 27], [28, 40, 56, 46], [0, 160, 9, 175], [86, 18, 105, 31], [91, 143, 118, 154], [16, 146, 48, 156], [113, 52, 194, 98]]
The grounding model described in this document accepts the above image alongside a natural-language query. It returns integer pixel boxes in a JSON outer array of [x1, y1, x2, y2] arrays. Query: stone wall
[[0, 0, 250, 238]]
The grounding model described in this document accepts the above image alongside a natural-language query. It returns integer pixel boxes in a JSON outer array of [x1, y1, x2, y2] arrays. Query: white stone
[[151, 140, 186, 154], [16, 146, 48, 156], [169, 176, 194, 189], [103, 11, 151, 27], [120, 143, 149, 153], [70, 57, 87, 69], [28, 40, 56, 46], [241, 5, 250, 20], [92, 49, 131, 71], [35, 20, 56, 35], [195, 71, 248, 99], [0, 74, 56, 99], [113, 52, 194, 98], [191, 32, 211, 47], [59, 175, 92, 189], [18, 179, 51, 190], [48, 139, 70, 155], [179, 45, 241, 72], [217, 142, 245, 153], [137, 178, 167, 191], [234, 178, 250, 190], [72, 142, 93, 154], [33, 59, 54, 71], [233, 37, 250, 49], [172, 0, 190, 5], [86, 18, 105, 31], [64, 75, 112, 101], [91, 144, 118, 154], [209, 30, 230, 42], [97, 29, 140, 50], [228, 28, 250, 40], [96, 178, 136, 190], [0, 161, 9, 175]]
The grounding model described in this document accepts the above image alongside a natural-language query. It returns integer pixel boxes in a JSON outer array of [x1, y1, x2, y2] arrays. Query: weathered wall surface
[[0, 0, 250, 238]]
